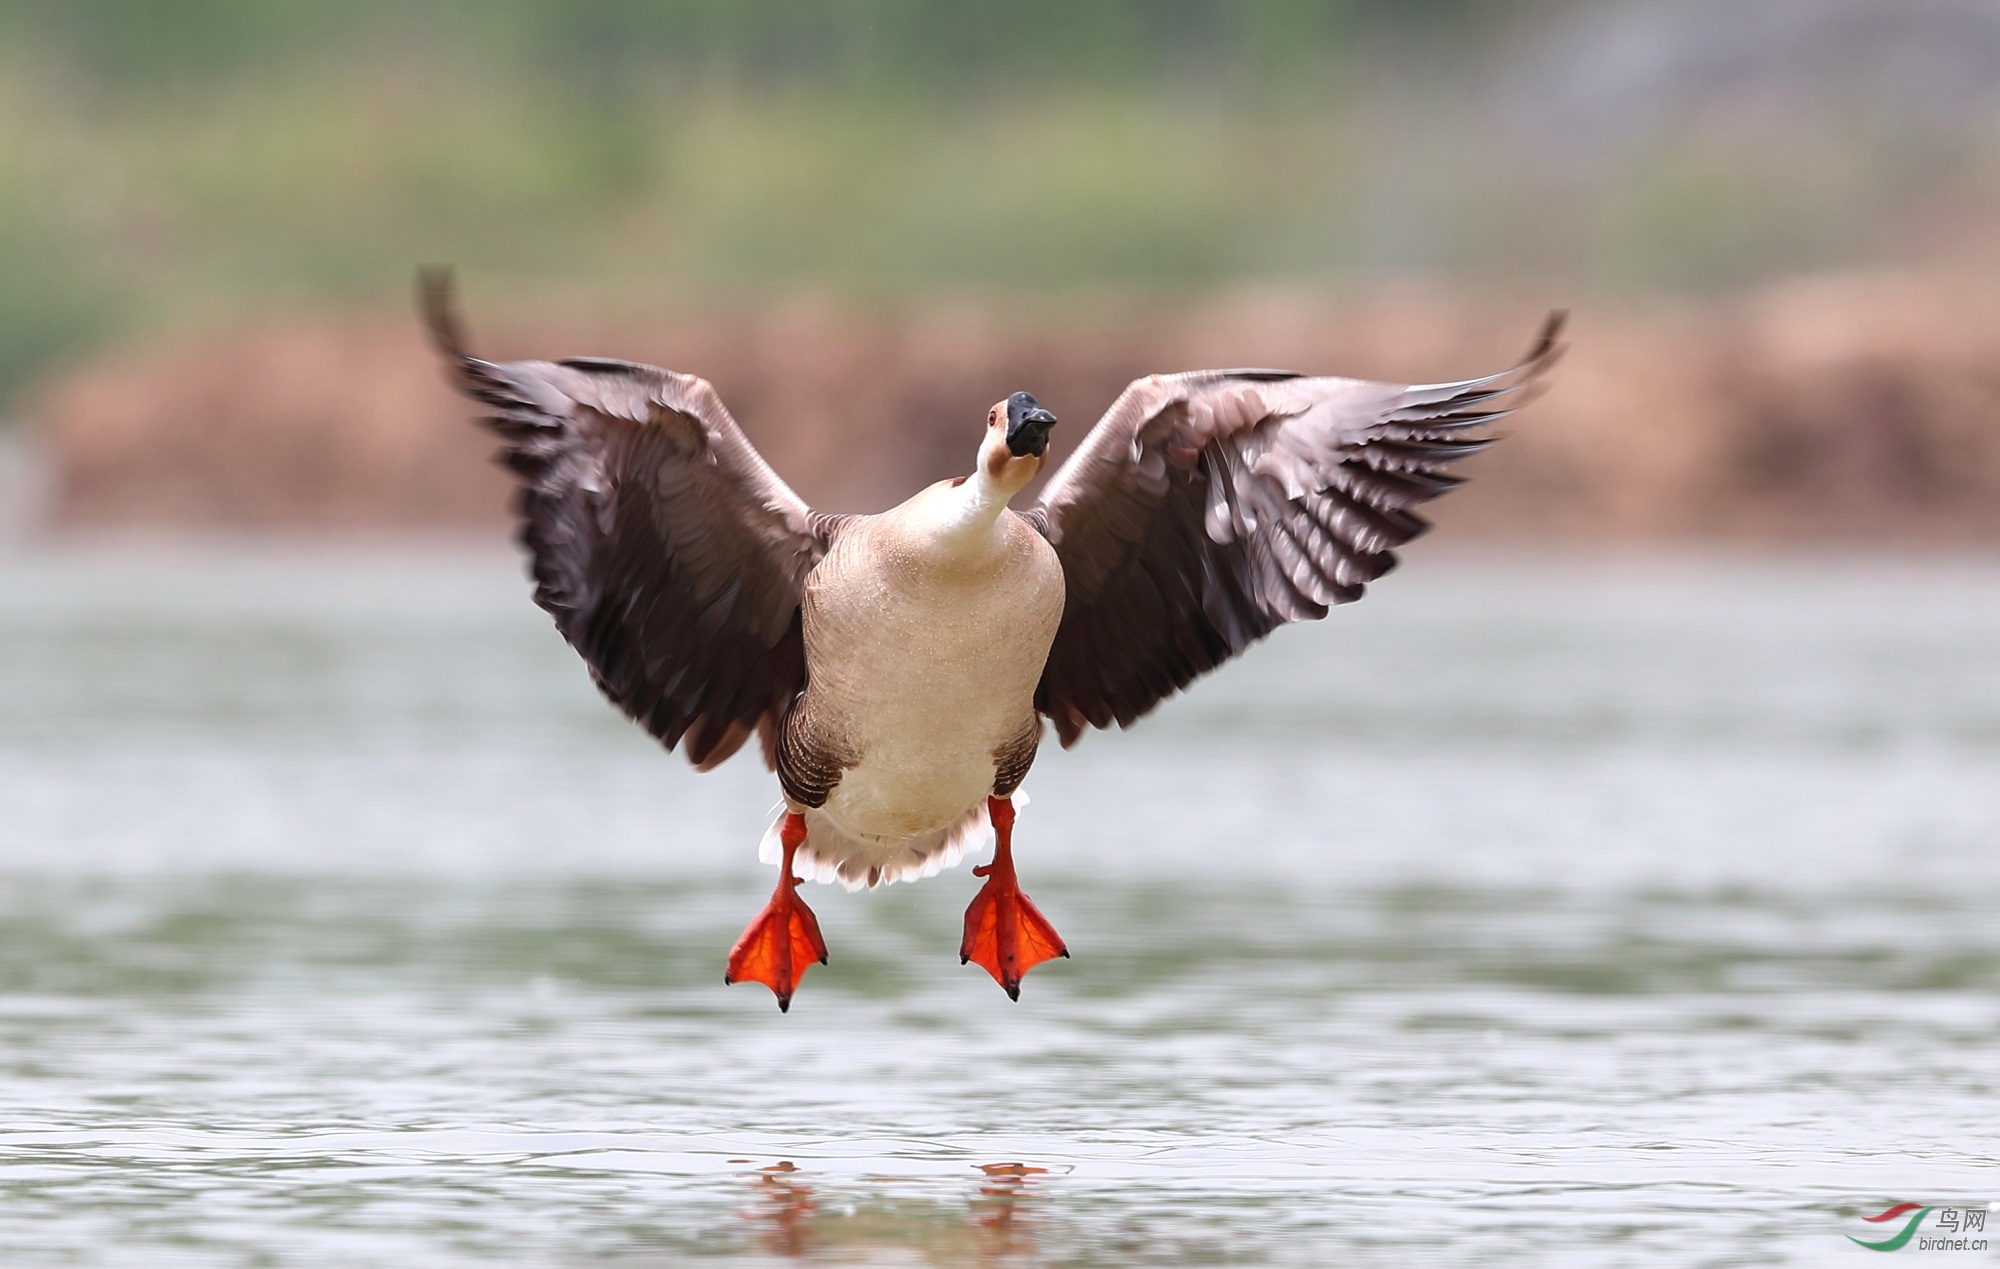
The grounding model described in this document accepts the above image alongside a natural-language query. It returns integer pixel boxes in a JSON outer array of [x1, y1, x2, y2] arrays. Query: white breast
[[800, 491, 1063, 846]]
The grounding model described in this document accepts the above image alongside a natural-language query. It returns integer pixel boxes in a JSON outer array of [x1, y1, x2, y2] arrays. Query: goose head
[[978, 391, 1057, 496]]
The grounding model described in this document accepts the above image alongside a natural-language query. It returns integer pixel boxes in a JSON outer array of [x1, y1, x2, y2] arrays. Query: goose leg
[[961, 795, 1068, 1000], [725, 812, 827, 1012]]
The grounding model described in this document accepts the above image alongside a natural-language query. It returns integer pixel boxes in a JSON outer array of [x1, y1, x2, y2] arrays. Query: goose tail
[[756, 793, 1029, 892]]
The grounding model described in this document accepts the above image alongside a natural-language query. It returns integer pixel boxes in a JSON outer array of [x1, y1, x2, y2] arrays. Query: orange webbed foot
[[724, 887, 826, 1012], [725, 813, 826, 1012], [960, 796, 1068, 1000]]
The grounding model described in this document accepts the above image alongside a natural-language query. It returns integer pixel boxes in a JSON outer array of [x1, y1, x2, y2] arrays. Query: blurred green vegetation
[[0, 0, 1994, 410]]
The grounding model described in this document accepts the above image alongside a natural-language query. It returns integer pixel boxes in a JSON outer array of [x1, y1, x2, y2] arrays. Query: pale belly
[[821, 744, 1001, 841], [801, 520, 1063, 842]]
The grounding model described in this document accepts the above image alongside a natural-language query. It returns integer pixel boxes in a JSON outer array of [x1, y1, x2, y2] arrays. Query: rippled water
[[2, 545, 1997, 1266]]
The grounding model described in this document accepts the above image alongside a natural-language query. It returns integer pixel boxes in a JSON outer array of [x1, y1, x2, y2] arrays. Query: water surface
[[2, 546, 1997, 1265]]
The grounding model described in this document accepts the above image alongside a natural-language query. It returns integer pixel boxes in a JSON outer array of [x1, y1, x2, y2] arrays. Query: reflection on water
[[1, 546, 1997, 1265], [734, 1161, 1049, 1263], [748, 1163, 815, 1259]]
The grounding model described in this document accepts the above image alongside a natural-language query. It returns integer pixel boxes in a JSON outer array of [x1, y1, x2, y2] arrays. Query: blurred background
[[4, 3, 1999, 1266], [7, 0, 2000, 536]]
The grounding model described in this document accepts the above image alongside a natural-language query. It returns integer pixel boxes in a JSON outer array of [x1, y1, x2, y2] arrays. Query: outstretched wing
[[1027, 312, 1565, 745], [422, 270, 839, 769]]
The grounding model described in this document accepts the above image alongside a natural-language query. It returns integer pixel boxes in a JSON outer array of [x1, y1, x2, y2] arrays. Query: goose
[[421, 271, 1563, 1011]]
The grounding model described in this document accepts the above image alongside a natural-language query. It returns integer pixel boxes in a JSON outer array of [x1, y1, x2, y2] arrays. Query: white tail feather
[[756, 791, 1028, 891]]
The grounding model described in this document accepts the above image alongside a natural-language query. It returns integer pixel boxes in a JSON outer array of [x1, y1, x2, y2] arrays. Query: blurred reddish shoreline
[[30, 273, 2000, 542]]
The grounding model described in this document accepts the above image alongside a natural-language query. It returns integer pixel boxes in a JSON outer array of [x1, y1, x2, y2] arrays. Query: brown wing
[[422, 270, 841, 770], [1027, 312, 1565, 745]]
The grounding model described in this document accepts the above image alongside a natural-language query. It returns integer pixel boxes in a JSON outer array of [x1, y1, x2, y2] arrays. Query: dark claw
[[1005, 984, 1020, 1002], [778, 997, 791, 1014]]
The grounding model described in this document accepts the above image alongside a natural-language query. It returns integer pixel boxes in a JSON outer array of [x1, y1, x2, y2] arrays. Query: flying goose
[[422, 272, 1563, 1010]]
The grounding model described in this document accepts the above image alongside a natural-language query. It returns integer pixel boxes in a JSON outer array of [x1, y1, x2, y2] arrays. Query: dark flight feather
[[1027, 312, 1565, 745], [421, 268, 841, 771]]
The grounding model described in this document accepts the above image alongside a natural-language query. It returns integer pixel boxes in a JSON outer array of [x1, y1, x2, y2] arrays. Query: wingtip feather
[[417, 265, 468, 360], [1524, 309, 1568, 374]]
